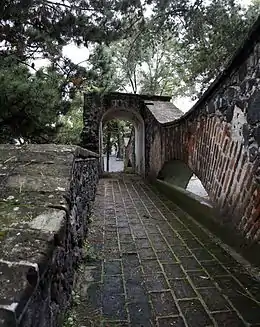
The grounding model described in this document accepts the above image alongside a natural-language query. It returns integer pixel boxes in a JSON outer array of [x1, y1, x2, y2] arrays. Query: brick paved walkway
[[74, 175, 260, 327]]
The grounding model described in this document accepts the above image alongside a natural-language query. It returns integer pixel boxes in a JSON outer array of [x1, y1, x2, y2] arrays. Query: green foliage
[[102, 120, 132, 157], [105, 30, 195, 96], [136, 34, 188, 96], [0, 0, 140, 143], [104, 0, 260, 97], [85, 44, 121, 92], [178, 0, 253, 95], [247, 0, 260, 22], [82, 240, 100, 262], [54, 94, 84, 145], [63, 290, 81, 327], [0, 0, 144, 61], [0, 56, 70, 143]]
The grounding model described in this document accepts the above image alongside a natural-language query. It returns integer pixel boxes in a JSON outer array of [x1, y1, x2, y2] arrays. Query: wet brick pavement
[[75, 175, 260, 327]]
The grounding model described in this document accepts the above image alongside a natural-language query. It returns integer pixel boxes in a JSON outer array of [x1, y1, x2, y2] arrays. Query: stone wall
[[140, 105, 163, 177], [160, 16, 260, 244], [0, 144, 99, 327], [81, 92, 178, 176], [81, 93, 142, 154]]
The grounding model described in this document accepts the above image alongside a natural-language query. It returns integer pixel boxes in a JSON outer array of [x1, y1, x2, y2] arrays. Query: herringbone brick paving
[[74, 175, 260, 327]]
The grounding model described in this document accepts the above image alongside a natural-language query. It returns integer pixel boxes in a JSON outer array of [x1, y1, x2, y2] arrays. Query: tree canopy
[[0, 0, 260, 144], [0, 56, 71, 143], [0, 0, 144, 61], [97, 0, 260, 97]]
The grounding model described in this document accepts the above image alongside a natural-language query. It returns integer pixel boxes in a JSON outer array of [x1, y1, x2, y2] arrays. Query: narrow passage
[[72, 174, 260, 327]]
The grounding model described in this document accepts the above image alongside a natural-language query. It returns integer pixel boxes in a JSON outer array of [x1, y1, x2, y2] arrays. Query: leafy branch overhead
[[104, 0, 260, 97], [0, 0, 145, 60], [0, 56, 71, 143]]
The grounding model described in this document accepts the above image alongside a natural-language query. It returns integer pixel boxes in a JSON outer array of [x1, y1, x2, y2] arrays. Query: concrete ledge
[[0, 144, 99, 326], [152, 179, 214, 220], [74, 146, 99, 158], [151, 179, 260, 268]]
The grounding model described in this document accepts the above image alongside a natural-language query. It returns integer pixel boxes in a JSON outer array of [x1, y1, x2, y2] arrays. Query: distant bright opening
[[102, 119, 133, 173], [99, 108, 145, 175], [186, 174, 209, 200]]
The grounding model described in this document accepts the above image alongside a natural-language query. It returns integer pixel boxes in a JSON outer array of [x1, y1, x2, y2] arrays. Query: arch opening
[[186, 174, 209, 200], [157, 160, 210, 202], [99, 108, 145, 175]]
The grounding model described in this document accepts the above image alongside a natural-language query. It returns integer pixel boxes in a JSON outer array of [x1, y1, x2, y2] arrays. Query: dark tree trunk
[[117, 130, 122, 159], [116, 124, 125, 159], [106, 128, 111, 171]]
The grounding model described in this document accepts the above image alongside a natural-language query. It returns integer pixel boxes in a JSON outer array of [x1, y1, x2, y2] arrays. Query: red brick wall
[[159, 30, 260, 243], [162, 116, 259, 242]]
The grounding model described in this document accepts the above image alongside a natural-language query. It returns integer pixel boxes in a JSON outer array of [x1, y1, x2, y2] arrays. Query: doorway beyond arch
[[100, 107, 145, 175]]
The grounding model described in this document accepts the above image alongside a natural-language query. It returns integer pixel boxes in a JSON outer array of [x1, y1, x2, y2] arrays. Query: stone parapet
[[0, 144, 99, 327]]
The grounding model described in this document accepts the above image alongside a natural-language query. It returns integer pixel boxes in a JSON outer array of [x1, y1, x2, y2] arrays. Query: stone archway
[[81, 92, 147, 176], [81, 92, 174, 177], [100, 107, 145, 175]]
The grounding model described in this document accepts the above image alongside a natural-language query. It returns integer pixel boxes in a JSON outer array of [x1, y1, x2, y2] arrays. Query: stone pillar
[[81, 93, 102, 153]]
